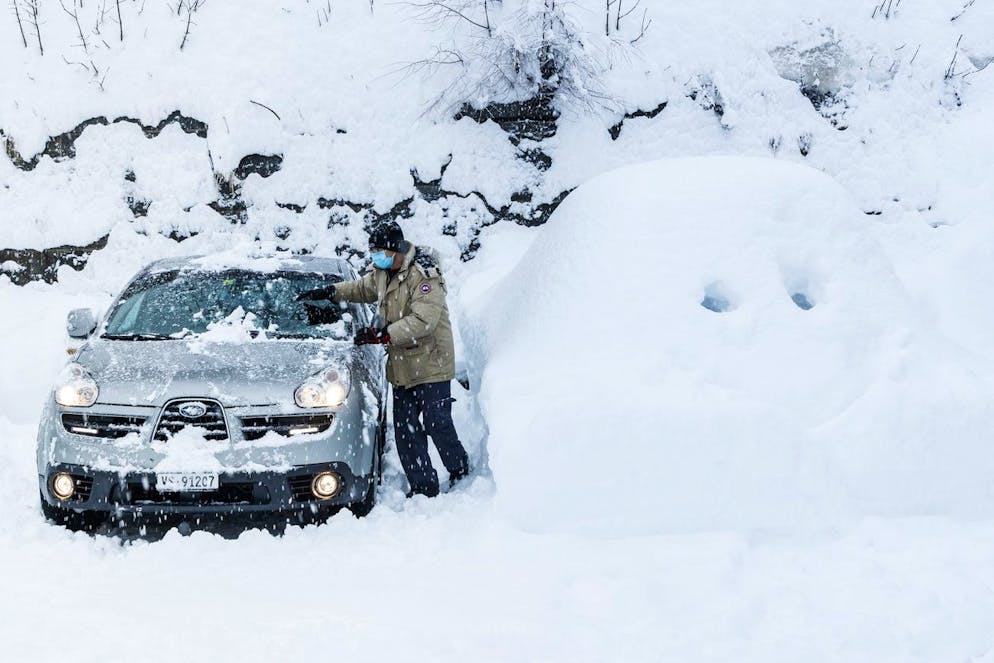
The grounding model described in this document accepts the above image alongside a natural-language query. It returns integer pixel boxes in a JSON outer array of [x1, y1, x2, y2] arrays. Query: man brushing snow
[[298, 221, 470, 498]]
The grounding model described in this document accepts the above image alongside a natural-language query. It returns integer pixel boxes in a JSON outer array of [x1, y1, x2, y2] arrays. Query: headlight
[[54, 363, 99, 407], [295, 366, 351, 408]]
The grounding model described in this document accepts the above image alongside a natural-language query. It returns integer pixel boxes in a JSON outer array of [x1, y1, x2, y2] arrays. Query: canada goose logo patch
[[419, 282, 432, 294]]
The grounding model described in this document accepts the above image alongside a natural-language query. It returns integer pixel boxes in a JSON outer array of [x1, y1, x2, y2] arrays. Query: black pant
[[393, 381, 469, 496]]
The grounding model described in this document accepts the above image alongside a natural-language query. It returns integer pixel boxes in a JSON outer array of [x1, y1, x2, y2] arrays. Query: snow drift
[[467, 157, 994, 536]]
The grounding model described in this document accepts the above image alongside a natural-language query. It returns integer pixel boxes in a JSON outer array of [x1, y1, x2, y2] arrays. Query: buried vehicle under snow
[[36, 255, 386, 530]]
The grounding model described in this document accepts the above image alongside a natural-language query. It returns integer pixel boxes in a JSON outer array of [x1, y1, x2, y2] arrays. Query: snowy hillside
[[3, 0, 994, 661], [3, 1, 993, 282]]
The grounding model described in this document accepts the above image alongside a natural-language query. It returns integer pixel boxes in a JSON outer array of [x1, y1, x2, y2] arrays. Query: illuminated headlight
[[311, 471, 341, 500], [54, 363, 99, 408], [52, 472, 76, 500], [295, 366, 351, 408]]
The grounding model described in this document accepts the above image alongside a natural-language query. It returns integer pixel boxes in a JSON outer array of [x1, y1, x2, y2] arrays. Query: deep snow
[[4, 0, 994, 660], [6, 157, 994, 661]]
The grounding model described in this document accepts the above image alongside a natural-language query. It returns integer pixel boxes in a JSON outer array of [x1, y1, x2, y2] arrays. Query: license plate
[[156, 471, 219, 492]]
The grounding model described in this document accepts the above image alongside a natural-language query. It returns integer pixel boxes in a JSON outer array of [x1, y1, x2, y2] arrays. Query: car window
[[103, 269, 358, 340]]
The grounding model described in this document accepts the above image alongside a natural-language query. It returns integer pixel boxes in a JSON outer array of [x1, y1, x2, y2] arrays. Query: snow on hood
[[465, 156, 994, 536], [75, 336, 350, 407]]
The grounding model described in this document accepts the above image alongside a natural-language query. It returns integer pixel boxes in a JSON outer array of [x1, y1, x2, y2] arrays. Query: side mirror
[[66, 308, 98, 339]]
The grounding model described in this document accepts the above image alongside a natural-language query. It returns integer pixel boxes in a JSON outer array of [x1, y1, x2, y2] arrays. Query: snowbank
[[466, 156, 994, 536]]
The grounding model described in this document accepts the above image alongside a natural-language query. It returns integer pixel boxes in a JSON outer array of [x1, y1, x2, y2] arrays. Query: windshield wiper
[[101, 333, 177, 341], [269, 332, 332, 340]]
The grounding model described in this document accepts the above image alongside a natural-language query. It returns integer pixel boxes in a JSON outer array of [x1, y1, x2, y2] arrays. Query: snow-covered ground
[[6, 157, 994, 661], [4, 0, 994, 660]]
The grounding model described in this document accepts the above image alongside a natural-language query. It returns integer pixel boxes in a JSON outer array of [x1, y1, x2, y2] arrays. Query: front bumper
[[40, 461, 371, 522]]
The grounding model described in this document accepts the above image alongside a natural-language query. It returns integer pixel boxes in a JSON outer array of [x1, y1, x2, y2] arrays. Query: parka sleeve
[[386, 276, 445, 346], [333, 271, 378, 304]]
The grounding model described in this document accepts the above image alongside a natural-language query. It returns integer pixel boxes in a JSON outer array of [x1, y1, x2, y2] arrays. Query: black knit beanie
[[368, 221, 405, 252]]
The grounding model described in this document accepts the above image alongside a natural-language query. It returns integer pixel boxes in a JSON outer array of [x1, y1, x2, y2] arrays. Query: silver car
[[36, 254, 386, 531]]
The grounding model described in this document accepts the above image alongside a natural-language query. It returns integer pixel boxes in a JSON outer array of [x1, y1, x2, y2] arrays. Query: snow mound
[[467, 156, 994, 536]]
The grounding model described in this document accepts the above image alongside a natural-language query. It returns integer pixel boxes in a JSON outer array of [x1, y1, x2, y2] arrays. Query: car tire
[[39, 492, 104, 532], [374, 392, 388, 483], [350, 410, 386, 518], [349, 478, 376, 518]]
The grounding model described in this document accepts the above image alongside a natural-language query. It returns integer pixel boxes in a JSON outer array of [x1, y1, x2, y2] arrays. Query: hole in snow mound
[[790, 292, 814, 310], [700, 282, 734, 313], [783, 274, 816, 310], [781, 272, 820, 311]]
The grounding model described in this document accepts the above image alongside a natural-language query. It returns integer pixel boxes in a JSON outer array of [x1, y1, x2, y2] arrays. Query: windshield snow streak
[[103, 269, 352, 340]]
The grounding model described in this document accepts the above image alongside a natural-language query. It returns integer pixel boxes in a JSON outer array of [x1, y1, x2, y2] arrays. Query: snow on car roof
[[144, 253, 352, 276]]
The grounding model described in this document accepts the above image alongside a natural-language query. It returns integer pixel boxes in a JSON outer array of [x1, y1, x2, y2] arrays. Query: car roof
[[143, 253, 355, 277]]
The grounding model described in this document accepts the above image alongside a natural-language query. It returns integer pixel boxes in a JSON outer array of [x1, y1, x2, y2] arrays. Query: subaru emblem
[[179, 402, 208, 419]]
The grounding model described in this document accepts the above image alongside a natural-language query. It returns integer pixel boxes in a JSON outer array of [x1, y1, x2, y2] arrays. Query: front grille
[[62, 413, 146, 439], [74, 475, 94, 501], [240, 414, 335, 441], [154, 399, 228, 442], [112, 479, 271, 506]]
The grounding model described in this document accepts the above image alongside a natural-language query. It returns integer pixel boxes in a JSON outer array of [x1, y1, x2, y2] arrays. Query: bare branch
[[60, 0, 91, 55], [944, 34, 963, 79], [388, 46, 466, 81], [61, 54, 90, 72], [620, 0, 640, 22], [96, 66, 109, 91], [952, 0, 976, 22], [13, 1, 28, 48], [179, 0, 206, 50], [872, 0, 903, 20], [961, 56, 994, 78], [406, 1, 492, 34], [630, 8, 651, 45], [249, 99, 281, 121], [909, 44, 921, 65], [181, 5, 193, 49], [25, 0, 43, 55]]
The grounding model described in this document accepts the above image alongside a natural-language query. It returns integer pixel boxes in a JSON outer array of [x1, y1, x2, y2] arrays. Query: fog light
[[52, 472, 76, 501], [311, 471, 341, 500]]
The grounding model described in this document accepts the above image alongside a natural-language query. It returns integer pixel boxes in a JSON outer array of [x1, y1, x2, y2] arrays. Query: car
[[36, 254, 387, 532]]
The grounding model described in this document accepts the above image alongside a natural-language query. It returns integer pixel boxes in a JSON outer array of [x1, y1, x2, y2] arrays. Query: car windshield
[[102, 269, 359, 340]]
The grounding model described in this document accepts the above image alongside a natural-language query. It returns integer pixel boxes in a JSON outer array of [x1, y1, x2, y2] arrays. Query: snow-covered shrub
[[685, 74, 726, 126], [770, 28, 853, 127], [416, 0, 617, 116]]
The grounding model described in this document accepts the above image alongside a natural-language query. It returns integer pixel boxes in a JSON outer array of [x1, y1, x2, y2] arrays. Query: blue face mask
[[370, 250, 394, 270]]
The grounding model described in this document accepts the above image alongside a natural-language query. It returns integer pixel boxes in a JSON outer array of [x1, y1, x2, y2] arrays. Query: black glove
[[295, 285, 336, 302], [354, 325, 391, 346]]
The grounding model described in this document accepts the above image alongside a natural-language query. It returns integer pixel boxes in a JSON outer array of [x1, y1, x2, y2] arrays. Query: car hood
[[75, 338, 351, 407]]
